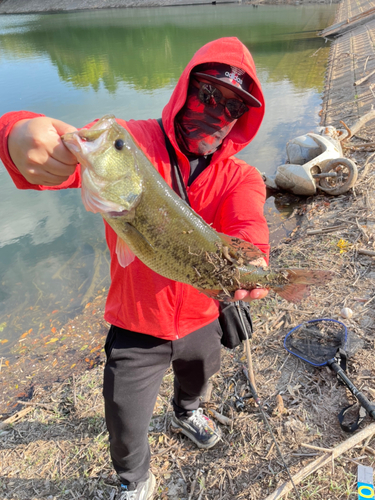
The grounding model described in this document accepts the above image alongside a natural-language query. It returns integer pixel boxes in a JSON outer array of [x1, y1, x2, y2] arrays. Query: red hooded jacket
[[0, 37, 269, 340]]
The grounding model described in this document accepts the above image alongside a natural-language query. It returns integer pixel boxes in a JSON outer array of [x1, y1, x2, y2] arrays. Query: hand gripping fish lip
[[62, 127, 109, 161], [63, 132, 129, 215]]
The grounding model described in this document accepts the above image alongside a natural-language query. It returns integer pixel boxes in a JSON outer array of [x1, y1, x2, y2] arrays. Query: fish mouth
[[62, 114, 116, 159], [107, 209, 131, 218], [62, 115, 141, 217], [62, 128, 108, 160]]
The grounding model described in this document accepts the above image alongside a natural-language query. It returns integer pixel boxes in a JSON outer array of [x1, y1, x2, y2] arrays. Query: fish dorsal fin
[[116, 237, 136, 268], [219, 233, 266, 263]]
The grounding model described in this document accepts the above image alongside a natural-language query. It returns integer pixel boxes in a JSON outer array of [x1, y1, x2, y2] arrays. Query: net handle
[[328, 360, 375, 420]]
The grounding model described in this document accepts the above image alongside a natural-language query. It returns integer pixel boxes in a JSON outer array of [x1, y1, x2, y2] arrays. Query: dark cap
[[193, 63, 262, 108]]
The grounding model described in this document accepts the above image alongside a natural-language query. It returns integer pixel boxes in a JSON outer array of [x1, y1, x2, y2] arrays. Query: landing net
[[284, 319, 348, 367]]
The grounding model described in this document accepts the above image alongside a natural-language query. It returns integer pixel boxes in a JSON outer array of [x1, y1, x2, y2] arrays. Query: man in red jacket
[[1, 37, 269, 500]]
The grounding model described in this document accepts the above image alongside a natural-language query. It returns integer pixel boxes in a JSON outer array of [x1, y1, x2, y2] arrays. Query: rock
[[340, 307, 353, 319]]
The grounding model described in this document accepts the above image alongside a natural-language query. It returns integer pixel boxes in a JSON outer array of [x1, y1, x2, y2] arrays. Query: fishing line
[[242, 365, 301, 500], [236, 303, 302, 500]]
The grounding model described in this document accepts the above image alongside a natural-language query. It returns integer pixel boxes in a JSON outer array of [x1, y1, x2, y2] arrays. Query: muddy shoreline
[[2, 0, 238, 16], [0, 0, 338, 15]]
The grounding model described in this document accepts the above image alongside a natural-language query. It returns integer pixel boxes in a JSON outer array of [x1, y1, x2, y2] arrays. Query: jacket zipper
[[174, 282, 183, 339]]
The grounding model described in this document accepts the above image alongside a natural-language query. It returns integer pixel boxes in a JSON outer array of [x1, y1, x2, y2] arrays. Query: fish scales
[[104, 150, 224, 286], [62, 115, 333, 302]]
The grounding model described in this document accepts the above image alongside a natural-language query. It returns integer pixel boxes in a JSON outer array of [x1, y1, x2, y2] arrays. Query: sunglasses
[[191, 77, 249, 120]]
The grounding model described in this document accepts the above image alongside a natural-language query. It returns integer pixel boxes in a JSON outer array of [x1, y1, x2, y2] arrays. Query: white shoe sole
[[147, 472, 156, 499]]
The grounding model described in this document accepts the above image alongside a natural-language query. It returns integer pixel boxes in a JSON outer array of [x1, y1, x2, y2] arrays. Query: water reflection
[[0, 183, 109, 356], [0, 4, 336, 360], [0, 5, 333, 93], [0, 187, 73, 248]]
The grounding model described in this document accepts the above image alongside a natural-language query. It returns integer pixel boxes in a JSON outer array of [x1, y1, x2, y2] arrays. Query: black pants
[[103, 320, 222, 485]]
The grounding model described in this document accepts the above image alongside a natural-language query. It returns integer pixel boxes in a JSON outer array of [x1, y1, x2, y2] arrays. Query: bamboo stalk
[[348, 110, 375, 138], [264, 422, 375, 500], [0, 407, 33, 429], [345, 142, 375, 149], [301, 443, 333, 453], [245, 339, 257, 393], [354, 68, 375, 86], [306, 225, 345, 235], [358, 248, 375, 256], [207, 409, 232, 426], [340, 110, 375, 143]]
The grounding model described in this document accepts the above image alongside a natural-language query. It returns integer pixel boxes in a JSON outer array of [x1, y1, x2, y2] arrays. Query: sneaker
[[171, 407, 221, 449], [118, 471, 156, 500]]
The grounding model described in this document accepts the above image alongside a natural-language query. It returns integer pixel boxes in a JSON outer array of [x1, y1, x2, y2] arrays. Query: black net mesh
[[284, 319, 347, 366]]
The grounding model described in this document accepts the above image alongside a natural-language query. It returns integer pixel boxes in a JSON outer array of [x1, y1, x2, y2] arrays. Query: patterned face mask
[[174, 84, 238, 156]]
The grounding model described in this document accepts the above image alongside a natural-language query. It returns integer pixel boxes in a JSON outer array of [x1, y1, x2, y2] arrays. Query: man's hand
[[233, 288, 269, 303], [233, 256, 269, 303], [8, 117, 78, 186]]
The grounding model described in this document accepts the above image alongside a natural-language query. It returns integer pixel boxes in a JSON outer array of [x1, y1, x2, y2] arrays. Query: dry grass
[[1, 144, 375, 499]]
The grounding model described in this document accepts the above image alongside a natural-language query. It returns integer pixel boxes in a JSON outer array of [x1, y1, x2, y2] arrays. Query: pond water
[[0, 4, 336, 357]]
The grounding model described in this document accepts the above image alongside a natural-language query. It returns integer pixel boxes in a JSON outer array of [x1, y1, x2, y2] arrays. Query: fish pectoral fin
[[116, 237, 136, 268], [114, 223, 156, 268], [219, 234, 266, 263]]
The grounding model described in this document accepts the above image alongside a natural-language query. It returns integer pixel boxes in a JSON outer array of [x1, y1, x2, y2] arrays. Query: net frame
[[283, 318, 348, 367]]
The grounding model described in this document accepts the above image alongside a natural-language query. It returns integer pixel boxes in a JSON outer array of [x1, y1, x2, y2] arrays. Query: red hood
[[162, 37, 265, 176]]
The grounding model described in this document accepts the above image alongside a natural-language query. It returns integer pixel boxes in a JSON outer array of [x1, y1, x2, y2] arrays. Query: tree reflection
[[0, 5, 334, 93]]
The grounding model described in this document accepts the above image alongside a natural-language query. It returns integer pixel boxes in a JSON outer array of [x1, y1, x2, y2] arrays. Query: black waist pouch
[[218, 300, 253, 349]]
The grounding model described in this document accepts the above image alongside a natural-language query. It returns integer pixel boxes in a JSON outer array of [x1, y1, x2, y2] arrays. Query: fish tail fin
[[273, 283, 311, 303], [272, 269, 333, 303]]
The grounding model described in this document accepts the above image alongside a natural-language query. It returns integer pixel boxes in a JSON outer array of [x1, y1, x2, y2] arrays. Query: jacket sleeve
[[0, 111, 82, 191], [219, 160, 270, 263]]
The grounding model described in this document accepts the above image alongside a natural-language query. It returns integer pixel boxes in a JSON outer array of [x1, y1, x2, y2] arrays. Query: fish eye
[[114, 139, 124, 150]]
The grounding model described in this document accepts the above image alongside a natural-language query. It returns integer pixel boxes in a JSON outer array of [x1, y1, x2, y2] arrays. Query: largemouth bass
[[62, 115, 332, 302]]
